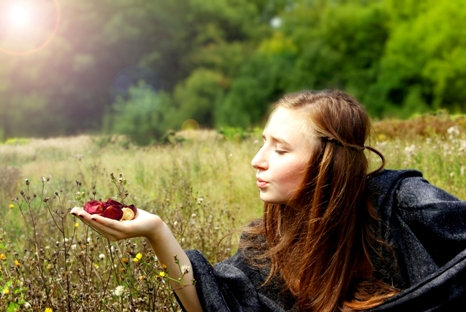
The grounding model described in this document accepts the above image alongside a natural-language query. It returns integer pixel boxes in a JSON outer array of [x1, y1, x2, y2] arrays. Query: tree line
[[1, 0, 465, 144]]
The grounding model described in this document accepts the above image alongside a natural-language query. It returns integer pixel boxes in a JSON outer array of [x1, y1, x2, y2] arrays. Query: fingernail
[[71, 212, 77, 216], [91, 217, 96, 221], [79, 215, 84, 218]]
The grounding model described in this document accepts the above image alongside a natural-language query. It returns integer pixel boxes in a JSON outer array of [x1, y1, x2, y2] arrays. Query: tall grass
[[0, 114, 465, 310]]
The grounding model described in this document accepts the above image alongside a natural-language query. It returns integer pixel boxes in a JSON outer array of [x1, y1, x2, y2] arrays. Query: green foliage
[[369, 0, 466, 117], [172, 68, 226, 128], [1, 0, 466, 139], [112, 84, 174, 145], [3, 138, 30, 145]]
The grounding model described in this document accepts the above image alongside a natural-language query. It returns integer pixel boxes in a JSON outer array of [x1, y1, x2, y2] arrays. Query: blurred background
[[1, 0, 465, 144]]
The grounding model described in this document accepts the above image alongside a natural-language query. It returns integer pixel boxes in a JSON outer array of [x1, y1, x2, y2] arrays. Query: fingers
[[71, 209, 125, 240]]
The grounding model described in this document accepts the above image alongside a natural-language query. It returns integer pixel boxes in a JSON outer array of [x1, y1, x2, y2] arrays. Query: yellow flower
[[132, 258, 139, 263], [9, 204, 14, 209], [74, 222, 79, 228], [14, 260, 20, 267], [0, 254, 5, 261], [45, 308, 53, 312], [93, 263, 99, 269], [2, 288, 9, 295], [159, 271, 166, 277], [121, 257, 128, 264], [135, 253, 142, 260], [139, 275, 145, 281]]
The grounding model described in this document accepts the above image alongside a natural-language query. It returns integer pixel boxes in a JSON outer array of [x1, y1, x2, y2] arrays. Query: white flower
[[180, 265, 191, 275], [71, 244, 77, 250], [24, 302, 31, 308], [114, 285, 125, 296], [197, 197, 204, 204], [459, 140, 466, 152], [99, 254, 105, 260], [404, 144, 416, 157], [447, 126, 460, 138]]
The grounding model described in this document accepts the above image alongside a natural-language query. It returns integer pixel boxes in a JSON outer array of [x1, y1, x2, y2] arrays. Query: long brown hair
[[245, 90, 398, 311]]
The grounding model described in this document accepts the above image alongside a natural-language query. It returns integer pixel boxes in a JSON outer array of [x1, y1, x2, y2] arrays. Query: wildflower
[[378, 134, 387, 141], [93, 263, 99, 269], [2, 288, 9, 295], [74, 222, 79, 228], [121, 257, 128, 264], [132, 257, 139, 263], [113, 285, 125, 296], [180, 265, 191, 275], [404, 144, 416, 157], [0, 254, 5, 261], [135, 253, 142, 260], [15, 260, 20, 267], [9, 204, 14, 209], [159, 271, 166, 277], [99, 254, 105, 260], [447, 126, 460, 138], [197, 197, 204, 204], [139, 275, 145, 281], [71, 244, 77, 250], [24, 302, 31, 308], [459, 140, 466, 152], [45, 308, 52, 312]]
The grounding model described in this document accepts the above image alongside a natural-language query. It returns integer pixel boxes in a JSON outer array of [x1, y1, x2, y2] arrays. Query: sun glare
[[0, 0, 61, 55], [7, 2, 33, 28]]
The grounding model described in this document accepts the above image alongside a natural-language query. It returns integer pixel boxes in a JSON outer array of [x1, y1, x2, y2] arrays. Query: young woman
[[71, 90, 466, 311]]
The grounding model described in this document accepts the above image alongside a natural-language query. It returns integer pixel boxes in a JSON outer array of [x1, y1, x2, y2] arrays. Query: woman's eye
[[274, 150, 286, 155]]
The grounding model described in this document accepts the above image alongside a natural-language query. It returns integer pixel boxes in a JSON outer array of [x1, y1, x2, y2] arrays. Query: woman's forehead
[[263, 108, 311, 143]]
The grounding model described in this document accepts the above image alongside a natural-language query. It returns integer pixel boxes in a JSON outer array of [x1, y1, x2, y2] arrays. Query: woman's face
[[251, 107, 316, 205]]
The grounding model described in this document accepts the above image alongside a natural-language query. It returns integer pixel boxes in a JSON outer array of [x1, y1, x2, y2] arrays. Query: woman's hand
[[70, 207, 162, 241], [70, 206, 203, 311]]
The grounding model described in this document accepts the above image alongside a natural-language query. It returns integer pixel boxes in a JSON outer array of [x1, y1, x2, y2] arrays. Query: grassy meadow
[[1, 113, 466, 311]]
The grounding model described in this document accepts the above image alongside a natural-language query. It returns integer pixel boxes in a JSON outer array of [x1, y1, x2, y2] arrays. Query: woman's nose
[[251, 148, 267, 170]]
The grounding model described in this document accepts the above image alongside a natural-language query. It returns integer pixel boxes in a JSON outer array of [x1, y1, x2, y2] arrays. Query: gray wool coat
[[180, 170, 466, 311]]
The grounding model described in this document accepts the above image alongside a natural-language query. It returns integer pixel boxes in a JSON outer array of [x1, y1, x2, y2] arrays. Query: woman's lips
[[256, 179, 268, 189]]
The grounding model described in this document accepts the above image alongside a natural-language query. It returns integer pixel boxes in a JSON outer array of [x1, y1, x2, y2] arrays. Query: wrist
[[145, 217, 169, 244]]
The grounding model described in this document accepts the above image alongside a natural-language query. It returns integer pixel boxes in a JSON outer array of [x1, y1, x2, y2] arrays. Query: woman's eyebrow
[[262, 133, 291, 147]]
